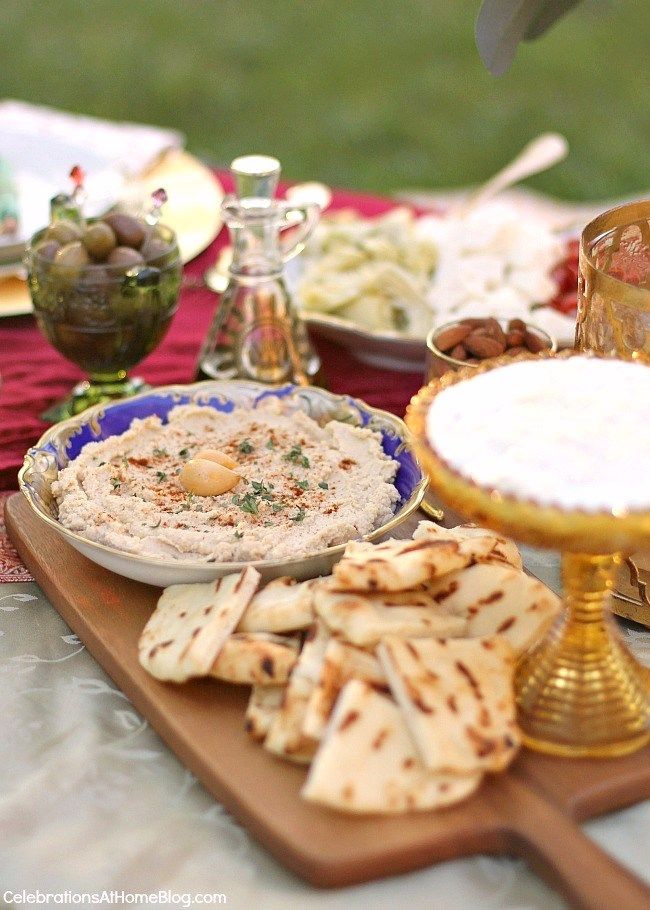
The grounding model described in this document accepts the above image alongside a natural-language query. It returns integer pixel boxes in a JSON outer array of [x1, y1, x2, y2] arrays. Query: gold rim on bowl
[[406, 349, 650, 554], [19, 380, 428, 574], [580, 198, 650, 301]]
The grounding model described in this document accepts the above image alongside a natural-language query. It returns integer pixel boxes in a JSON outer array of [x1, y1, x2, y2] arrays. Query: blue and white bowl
[[19, 381, 426, 586]]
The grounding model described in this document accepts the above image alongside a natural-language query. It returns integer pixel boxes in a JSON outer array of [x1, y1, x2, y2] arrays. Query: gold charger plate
[[0, 274, 32, 318], [0, 149, 224, 318], [134, 148, 224, 263]]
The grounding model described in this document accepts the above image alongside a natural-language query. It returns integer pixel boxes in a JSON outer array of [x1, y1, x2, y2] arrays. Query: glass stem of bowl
[[515, 551, 650, 758], [85, 371, 147, 402], [88, 369, 129, 387]]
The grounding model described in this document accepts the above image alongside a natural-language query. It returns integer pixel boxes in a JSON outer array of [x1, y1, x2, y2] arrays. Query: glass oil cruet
[[197, 155, 323, 385]]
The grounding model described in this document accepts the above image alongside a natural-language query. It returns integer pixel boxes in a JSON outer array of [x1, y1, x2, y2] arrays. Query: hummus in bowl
[[20, 382, 426, 585]]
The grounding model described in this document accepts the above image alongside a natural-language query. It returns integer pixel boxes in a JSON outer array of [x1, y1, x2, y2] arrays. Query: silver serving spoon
[[454, 132, 569, 216], [203, 247, 232, 294]]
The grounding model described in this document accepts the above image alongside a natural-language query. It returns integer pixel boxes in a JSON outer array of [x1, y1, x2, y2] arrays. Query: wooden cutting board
[[5, 493, 650, 910]]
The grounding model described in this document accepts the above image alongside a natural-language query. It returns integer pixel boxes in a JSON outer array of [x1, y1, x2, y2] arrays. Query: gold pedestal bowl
[[406, 351, 650, 758]]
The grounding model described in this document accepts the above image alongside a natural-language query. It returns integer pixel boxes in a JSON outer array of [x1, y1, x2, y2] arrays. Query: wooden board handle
[[499, 776, 650, 910]]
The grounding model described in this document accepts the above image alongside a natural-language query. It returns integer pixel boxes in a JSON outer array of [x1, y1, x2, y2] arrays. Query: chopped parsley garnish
[[110, 477, 121, 490], [265, 438, 276, 450], [318, 481, 329, 490], [291, 508, 306, 523], [271, 502, 285, 512], [153, 447, 168, 457], [241, 494, 259, 514], [238, 438, 254, 455], [263, 521, 273, 527], [149, 518, 162, 529], [234, 530, 244, 539], [156, 471, 167, 482], [179, 448, 189, 458], [296, 479, 309, 490], [179, 493, 194, 511], [232, 492, 259, 515], [284, 444, 310, 469], [251, 480, 275, 501]]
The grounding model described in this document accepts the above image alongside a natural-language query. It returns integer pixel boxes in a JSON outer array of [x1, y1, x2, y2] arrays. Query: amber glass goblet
[[577, 200, 650, 629], [576, 199, 650, 359]]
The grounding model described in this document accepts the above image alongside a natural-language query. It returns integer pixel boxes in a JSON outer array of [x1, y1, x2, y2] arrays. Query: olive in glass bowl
[[27, 214, 182, 421]]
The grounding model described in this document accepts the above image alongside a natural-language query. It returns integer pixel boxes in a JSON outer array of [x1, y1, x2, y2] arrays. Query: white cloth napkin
[[0, 99, 184, 244]]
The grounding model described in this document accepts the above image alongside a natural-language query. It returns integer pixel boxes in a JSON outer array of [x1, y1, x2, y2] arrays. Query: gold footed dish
[[406, 351, 650, 759], [516, 552, 649, 757]]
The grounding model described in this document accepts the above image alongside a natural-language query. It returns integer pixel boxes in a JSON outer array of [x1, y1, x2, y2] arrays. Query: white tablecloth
[[1, 547, 648, 909]]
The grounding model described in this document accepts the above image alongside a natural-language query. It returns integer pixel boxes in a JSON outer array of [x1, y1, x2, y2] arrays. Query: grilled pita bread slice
[[245, 686, 285, 741], [302, 679, 482, 814], [479, 538, 523, 571], [465, 567, 560, 654], [313, 580, 467, 648], [413, 521, 522, 570], [332, 536, 492, 593], [210, 632, 299, 685], [302, 638, 387, 740], [138, 567, 260, 682], [264, 622, 330, 763], [237, 577, 316, 633], [378, 636, 520, 774], [424, 563, 560, 654]]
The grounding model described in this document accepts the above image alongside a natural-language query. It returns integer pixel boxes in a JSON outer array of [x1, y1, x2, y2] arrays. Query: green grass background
[[1, 0, 647, 200]]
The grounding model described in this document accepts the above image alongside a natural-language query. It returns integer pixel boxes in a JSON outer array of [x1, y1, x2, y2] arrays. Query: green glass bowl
[[26, 220, 183, 420]]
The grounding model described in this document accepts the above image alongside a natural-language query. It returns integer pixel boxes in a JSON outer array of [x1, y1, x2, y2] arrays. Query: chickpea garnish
[[195, 448, 238, 470], [179, 458, 240, 497]]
